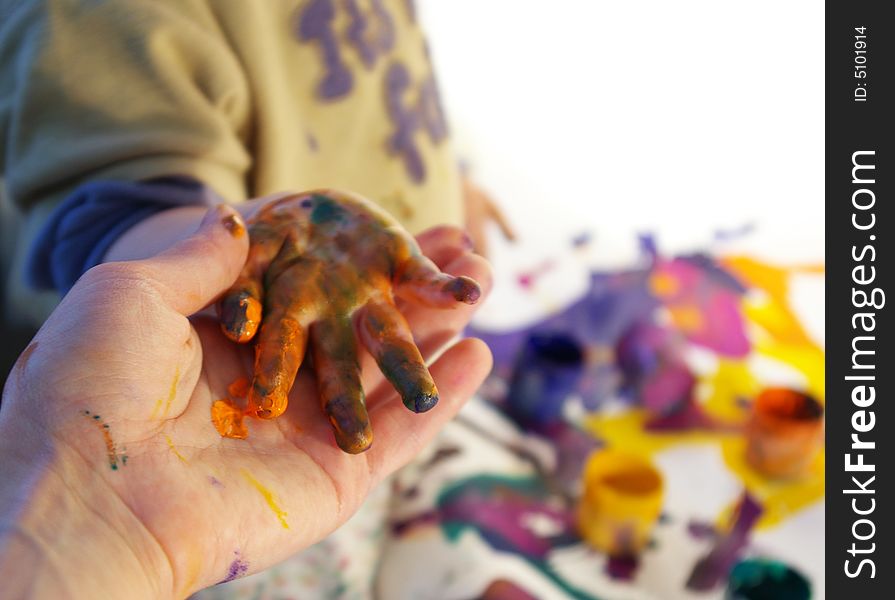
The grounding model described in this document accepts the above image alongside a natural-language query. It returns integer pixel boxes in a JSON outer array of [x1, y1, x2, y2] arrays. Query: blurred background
[[419, 0, 823, 333]]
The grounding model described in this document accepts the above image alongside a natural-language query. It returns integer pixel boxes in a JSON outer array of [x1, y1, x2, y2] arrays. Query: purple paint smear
[[605, 554, 639, 581], [470, 238, 755, 429], [385, 62, 425, 183], [219, 551, 249, 584], [296, 0, 353, 99], [345, 0, 377, 68], [686, 493, 764, 591]]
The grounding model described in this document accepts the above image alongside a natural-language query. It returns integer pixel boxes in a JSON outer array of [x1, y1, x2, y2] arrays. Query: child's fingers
[[218, 222, 287, 343], [133, 204, 249, 317], [358, 300, 438, 413], [414, 225, 474, 269], [401, 251, 493, 360], [310, 316, 372, 454], [364, 338, 492, 482], [394, 254, 481, 307], [248, 304, 308, 421]]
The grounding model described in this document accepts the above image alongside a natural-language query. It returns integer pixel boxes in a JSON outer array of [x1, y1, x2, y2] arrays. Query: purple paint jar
[[506, 332, 584, 432]]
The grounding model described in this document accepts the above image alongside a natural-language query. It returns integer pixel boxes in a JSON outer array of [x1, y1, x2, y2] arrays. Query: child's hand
[[462, 176, 516, 258], [217, 190, 483, 454], [0, 205, 491, 597]]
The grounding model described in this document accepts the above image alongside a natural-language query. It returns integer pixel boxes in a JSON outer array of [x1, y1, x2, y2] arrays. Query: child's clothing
[[1, 2, 482, 598], [1, 0, 461, 293]]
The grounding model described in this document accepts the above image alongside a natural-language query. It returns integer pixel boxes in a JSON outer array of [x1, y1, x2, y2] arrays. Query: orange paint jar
[[577, 450, 664, 556], [746, 388, 824, 478]]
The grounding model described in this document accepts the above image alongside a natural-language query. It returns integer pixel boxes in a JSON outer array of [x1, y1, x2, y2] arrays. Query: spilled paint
[[211, 399, 248, 439], [151, 368, 180, 419], [686, 493, 763, 591], [241, 469, 289, 529], [82, 410, 126, 470], [164, 434, 189, 465]]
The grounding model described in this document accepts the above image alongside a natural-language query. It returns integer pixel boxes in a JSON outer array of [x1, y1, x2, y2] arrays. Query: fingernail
[[201, 204, 246, 238], [222, 210, 246, 238]]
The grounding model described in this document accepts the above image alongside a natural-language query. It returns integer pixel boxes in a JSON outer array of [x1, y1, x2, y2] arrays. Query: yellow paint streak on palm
[[164, 434, 189, 465], [179, 551, 203, 598], [241, 469, 289, 529], [151, 368, 180, 419]]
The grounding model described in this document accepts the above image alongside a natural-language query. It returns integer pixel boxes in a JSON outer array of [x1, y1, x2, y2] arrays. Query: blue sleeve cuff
[[25, 177, 221, 293]]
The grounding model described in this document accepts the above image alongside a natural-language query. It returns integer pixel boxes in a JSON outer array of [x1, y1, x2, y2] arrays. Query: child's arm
[[1, 1, 251, 291]]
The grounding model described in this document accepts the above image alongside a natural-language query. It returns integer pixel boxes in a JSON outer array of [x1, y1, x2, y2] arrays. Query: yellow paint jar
[[746, 388, 824, 479], [577, 449, 664, 556]]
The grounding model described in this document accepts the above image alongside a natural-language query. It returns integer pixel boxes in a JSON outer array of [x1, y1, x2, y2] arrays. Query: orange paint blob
[[211, 399, 249, 439], [227, 377, 251, 399], [746, 388, 824, 479], [222, 213, 246, 238]]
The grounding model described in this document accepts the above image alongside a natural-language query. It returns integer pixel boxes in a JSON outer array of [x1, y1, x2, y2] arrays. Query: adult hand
[[0, 204, 492, 599]]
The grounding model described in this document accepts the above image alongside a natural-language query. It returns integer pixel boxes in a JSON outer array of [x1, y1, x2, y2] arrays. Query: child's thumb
[[136, 204, 250, 316]]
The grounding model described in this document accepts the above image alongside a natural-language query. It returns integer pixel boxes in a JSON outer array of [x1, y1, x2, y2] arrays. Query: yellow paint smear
[[151, 368, 180, 419], [241, 469, 289, 529], [584, 256, 826, 531], [164, 434, 189, 465]]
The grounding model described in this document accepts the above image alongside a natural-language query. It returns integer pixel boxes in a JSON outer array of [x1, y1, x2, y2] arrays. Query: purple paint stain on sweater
[[296, 0, 353, 99], [371, 0, 396, 51], [385, 62, 425, 182], [344, 0, 377, 68], [418, 75, 449, 142]]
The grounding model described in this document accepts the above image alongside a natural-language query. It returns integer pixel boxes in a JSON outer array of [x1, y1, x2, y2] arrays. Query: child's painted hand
[[0, 205, 491, 597], [217, 190, 483, 453]]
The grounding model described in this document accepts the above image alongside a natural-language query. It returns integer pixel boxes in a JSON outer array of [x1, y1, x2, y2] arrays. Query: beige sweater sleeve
[[0, 0, 253, 213]]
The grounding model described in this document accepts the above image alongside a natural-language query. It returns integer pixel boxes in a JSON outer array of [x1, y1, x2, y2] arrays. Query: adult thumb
[[134, 204, 250, 316]]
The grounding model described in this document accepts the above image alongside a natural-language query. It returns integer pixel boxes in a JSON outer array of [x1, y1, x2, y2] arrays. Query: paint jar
[[745, 388, 824, 479], [726, 558, 811, 600], [506, 332, 584, 432], [577, 449, 664, 556]]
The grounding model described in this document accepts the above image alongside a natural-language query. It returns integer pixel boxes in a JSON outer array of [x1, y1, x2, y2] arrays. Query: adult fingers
[[132, 204, 249, 316]]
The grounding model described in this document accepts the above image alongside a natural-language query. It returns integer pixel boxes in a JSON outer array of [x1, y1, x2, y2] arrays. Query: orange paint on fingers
[[227, 377, 251, 399]]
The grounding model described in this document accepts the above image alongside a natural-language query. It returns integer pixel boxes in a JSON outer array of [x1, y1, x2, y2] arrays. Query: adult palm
[[1, 206, 491, 598]]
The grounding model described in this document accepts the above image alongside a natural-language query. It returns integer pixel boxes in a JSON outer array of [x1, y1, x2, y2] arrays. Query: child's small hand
[[462, 176, 516, 258], [218, 190, 483, 453]]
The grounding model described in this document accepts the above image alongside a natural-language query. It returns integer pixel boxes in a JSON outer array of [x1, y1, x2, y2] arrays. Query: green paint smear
[[310, 195, 345, 225], [727, 558, 811, 600]]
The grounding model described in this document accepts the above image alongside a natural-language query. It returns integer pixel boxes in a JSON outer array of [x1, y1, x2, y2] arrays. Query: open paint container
[[745, 387, 824, 478], [577, 449, 664, 556]]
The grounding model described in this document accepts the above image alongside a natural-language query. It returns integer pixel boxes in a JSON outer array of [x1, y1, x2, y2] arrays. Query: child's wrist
[[104, 204, 210, 263]]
